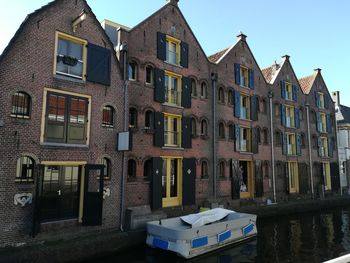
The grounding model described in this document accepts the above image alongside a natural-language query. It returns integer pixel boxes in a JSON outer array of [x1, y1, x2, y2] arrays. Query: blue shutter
[[292, 85, 297, 101], [326, 114, 332, 133], [296, 133, 301, 155], [315, 91, 320, 108], [324, 95, 329, 109], [234, 91, 241, 118], [316, 112, 321, 132], [234, 63, 240, 85], [295, 108, 300, 129], [157, 32, 166, 61], [234, 124, 240, 151], [87, 43, 111, 86], [250, 95, 258, 121], [281, 81, 286, 99], [281, 104, 286, 127], [282, 133, 288, 155], [318, 137, 322, 157], [328, 137, 333, 158], [180, 41, 189, 68], [249, 69, 254, 90]]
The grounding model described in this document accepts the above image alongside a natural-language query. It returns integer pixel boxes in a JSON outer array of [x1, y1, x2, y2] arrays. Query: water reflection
[[89, 207, 350, 263]]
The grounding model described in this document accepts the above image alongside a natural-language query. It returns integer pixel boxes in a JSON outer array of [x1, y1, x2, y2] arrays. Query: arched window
[[256, 127, 261, 144], [218, 122, 225, 139], [16, 156, 34, 182], [310, 110, 316, 123], [219, 161, 225, 177], [129, 108, 137, 128], [229, 124, 234, 140], [301, 133, 306, 148], [201, 82, 207, 99], [101, 157, 111, 179], [191, 79, 196, 96], [127, 159, 137, 180], [145, 65, 154, 84], [102, 106, 114, 127], [201, 161, 208, 178], [201, 119, 208, 136], [263, 128, 269, 144], [11, 92, 31, 118], [228, 90, 233, 105], [144, 159, 152, 180], [218, 87, 225, 103], [191, 117, 196, 137], [145, 110, 153, 129], [275, 130, 282, 146], [312, 134, 318, 148], [129, 62, 138, 81], [274, 103, 280, 116], [299, 107, 304, 121]]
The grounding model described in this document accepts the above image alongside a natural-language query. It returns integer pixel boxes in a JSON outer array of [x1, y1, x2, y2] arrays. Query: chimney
[[314, 68, 321, 74], [166, 0, 179, 5], [282, 54, 290, 61], [237, 31, 247, 41], [332, 91, 340, 106]]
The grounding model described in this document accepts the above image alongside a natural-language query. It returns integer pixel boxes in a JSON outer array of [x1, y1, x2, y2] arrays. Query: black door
[[41, 165, 80, 221]]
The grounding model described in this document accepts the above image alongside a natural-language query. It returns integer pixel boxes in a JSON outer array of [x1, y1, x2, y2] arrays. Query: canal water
[[89, 206, 350, 263]]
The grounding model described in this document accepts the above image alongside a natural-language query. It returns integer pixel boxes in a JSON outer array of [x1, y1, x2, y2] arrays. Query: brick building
[[0, 0, 125, 247]]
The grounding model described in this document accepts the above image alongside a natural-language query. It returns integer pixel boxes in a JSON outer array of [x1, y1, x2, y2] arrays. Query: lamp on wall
[[72, 9, 87, 32]]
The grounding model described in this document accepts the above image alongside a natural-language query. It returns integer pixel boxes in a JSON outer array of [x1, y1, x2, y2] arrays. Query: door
[[41, 165, 80, 221], [162, 157, 182, 207], [239, 160, 254, 199]]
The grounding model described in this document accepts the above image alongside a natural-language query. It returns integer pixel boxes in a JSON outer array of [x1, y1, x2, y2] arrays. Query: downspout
[[306, 103, 314, 199], [268, 91, 277, 203], [119, 42, 128, 231], [334, 112, 342, 195], [211, 73, 218, 200]]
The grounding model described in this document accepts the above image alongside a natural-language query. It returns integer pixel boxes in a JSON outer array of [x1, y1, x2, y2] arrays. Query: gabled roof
[[299, 74, 316, 94], [261, 60, 284, 85], [338, 104, 350, 125], [208, 47, 230, 63]]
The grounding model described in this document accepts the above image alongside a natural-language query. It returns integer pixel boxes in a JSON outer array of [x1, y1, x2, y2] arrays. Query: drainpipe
[[119, 42, 128, 231], [306, 103, 314, 199], [334, 113, 342, 196], [211, 73, 218, 200], [268, 91, 276, 203]]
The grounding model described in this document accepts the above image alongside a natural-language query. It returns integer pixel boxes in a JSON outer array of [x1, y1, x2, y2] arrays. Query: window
[[165, 71, 181, 106], [129, 108, 137, 128], [144, 159, 152, 180], [219, 161, 225, 178], [201, 119, 208, 136], [287, 162, 299, 193], [44, 91, 88, 145], [218, 87, 225, 103], [165, 35, 180, 65], [319, 137, 329, 157], [312, 135, 318, 148], [101, 157, 111, 179], [129, 62, 138, 81], [55, 33, 86, 79], [275, 130, 282, 146], [128, 159, 137, 180], [191, 117, 196, 137], [16, 156, 34, 182], [240, 66, 249, 88], [286, 106, 295, 128], [228, 90, 233, 105], [218, 122, 225, 139], [201, 161, 208, 178], [318, 92, 325, 109], [164, 113, 181, 147], [102, 106, 114, 127], [300, 133, 306, 148], [11, 92, 31, 118], [286, 133, 296, 155], [263, 128, 268, 144], [275, 103, 280, 116], [201, 82, 207, 99], [239, 127, 251, 152], [145, 66, 154, 84], [145, 110, 153, 129], [229, 124, 234, 140], [261, 98, 267, 114], [299, 107, 304, 121], [319, 112, 327, 133], [285, 82, 293, 100], [240, 94, 250, 120], [322, 162, 331, 190], [191, 79, 196, 96]]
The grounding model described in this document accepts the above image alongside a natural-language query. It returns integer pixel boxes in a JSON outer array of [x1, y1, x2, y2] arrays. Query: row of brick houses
[[0, 0, 340, 247]]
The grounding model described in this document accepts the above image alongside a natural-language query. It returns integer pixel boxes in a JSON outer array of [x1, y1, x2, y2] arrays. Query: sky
[[1, 0, 349, 104]]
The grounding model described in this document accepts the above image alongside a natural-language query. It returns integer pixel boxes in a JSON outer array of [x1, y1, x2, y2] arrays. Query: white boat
[[146, 208, 257, 259]]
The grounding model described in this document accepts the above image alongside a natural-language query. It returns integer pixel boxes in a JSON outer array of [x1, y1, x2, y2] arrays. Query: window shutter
[[281, 104, 286, 127], [151, 157, 163, 210], [182, 158, 196, 206], [292, 85, 297, 101], [182, 116, 192, 149], [324, 95, 329, 109], [252, 128, 259, 154], [328, 137, 333, 158], [234, 91, 241, 118], [298, 163, 309, 194], [255, 160, 263, 197], [249, 69, 254, 90], [181, 76, 191, 108], [280, 81, 286, 99], [282, 133, 287, 155], [32, 164, 45, 237], [318, 137, 322, 157], [153, 112, 164, 147], [315, 91, 320, 108], [230, 160, 240, 199], [284, 162, 289, 194], [87, 43, 111, 86], [319, 162, 324, 185], [154, 68, 165, 103], [296, 133, 301, 155], [250, 95, 258, 121], [157, 32, 166, 61], [234, 124, 240, 151], [316, 112, 321, 132], [330, 162, 340, 192], [326, 114, 332, 133], [180, 41, 189, 68], [234, 63, 240, 85], [295, 108, 300, 129]]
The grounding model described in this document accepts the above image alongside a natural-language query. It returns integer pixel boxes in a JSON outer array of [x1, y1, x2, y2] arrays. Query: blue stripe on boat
[[153, 237, 169, 250], [242, 223, 254, 236], [192, 236, 208, 248], [218, 230, 231, 242]]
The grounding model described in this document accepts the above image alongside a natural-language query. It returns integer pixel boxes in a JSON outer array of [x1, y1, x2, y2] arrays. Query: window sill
[[54, 74, 86, 84], [217, 101, 225, 105], [102, 124, 114, 129], [143, 128, 154, 134], [162, 103, 184, 109], [200, 135, 209, 140], [200, 97, 208, 101], [15, 179, 34, 183], [10, 115, 30, 120], [164, 61, 183, 68], [162, 146, 184, 150], [41, 142, 89, 148], [239, 84, 250, 90], [238, 151, 254, 155], [239, 118, 252, 122], [218, 138, 226, 141], [145, 82, 154, 87]]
